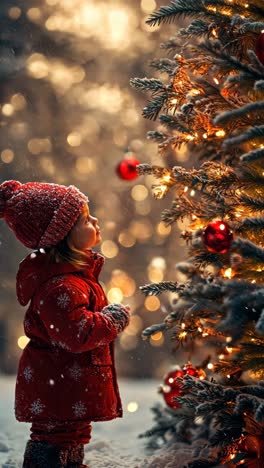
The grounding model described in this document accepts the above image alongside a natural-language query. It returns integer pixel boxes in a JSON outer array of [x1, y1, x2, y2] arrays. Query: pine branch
[[141, 322, 171, 340], [236, 216, 264, 233], [150, 58, 176, 75], [146, 0, 232, 27], [179, 19, 211, 37], [223, 125, 264, 148], [239, 21, 264, 34], [160, 37, 179, 51], [240, 147, 264, 162], [160, 114, 191, 133], [146, 0, 207, 26], [214, 101, 264, 125], [130, 77, 165, 93], [136, 163, 175, 180], [147, 130, 168, 142], [200, 42, 264, 79], [143, 94, 168, 120], [139, 281, 184, 296], [239, 194, 264, 211], [255, 79, 264, 91]]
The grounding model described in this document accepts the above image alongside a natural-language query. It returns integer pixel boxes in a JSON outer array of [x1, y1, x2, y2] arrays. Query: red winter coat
[[15, 248, 123, 423]]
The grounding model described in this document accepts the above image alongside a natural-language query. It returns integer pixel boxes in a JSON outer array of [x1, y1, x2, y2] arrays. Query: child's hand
[[101, 303, 130, 333]]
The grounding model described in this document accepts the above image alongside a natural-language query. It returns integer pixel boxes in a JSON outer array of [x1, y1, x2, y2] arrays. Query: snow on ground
[[0, 374, 163, 468]]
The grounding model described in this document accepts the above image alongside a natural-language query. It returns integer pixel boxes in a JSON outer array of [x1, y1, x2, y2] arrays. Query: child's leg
[[22, 421, 92, 467], [22, 439, 68, 468], [30, 420, 92, 448], [65, 422, 92, 467]]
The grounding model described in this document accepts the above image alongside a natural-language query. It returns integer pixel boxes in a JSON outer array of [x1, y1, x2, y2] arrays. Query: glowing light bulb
[[223, 268, 233, 279], [215, 130, 226, 137]]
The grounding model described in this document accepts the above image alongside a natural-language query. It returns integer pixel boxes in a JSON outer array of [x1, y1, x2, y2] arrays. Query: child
[[0, 180, 131, 468]]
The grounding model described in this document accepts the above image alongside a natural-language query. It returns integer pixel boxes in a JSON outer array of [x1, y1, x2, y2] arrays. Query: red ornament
[[182, 364, 199, 377], [116, 157, 140, 181], [161, 368, 183, 408], [161, 364, 199, 408], [202, 221, 233, 254], [256, 32, 264, 65]]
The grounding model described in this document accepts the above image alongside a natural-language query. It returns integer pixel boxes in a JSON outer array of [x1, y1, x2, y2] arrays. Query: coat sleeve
[[36, 282, 119, 353]]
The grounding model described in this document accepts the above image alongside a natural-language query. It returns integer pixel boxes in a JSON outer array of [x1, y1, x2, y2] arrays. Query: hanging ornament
[[256, 32, 264, 65], [160, 363, 200, 408], [202, 221, 233, 254], [116, 157, 140, 181]]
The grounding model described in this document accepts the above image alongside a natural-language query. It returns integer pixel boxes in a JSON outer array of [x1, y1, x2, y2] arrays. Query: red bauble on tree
[[160, 364, 199, 408], [116, 157, 140, 181], [202, 220, 233, 254], [256, 32, 264, 65]]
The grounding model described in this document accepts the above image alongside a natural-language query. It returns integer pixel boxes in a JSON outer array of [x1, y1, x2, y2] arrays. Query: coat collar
[[16, 248, 105, 306]]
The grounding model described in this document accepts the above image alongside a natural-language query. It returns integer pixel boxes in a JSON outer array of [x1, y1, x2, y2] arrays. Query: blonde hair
[[48, 213, 89, 268]]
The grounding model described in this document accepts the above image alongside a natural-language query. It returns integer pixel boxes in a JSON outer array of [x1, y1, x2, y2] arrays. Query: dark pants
[[30, 420, 92, 448]]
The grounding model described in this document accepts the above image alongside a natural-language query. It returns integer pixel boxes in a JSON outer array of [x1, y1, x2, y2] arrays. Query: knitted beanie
[[0, 180, 89, 249]]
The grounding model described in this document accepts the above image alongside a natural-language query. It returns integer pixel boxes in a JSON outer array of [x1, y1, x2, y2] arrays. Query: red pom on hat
[[0, 180, 88, 249], [0, 180, 22, 218]]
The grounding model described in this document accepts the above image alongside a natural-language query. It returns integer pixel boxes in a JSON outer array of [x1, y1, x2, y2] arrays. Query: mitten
[[101, 303, 130, 333]]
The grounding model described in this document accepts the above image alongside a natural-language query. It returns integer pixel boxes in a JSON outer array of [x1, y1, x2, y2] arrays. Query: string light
[[162, 174, 172, 183], [223, 268, 233, 279], [153, 185, 169, 199], [188, 89, 200, 96], [179, 331, 187, 339], [215, 130, 226, 137]]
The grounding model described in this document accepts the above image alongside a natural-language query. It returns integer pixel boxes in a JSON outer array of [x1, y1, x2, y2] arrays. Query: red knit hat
[[0, 180, 89, 248]]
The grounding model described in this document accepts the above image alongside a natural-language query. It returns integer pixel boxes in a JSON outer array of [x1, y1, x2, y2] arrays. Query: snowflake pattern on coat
[[23, 366, 33, 382], [77, 315, 88, 331], [69, 362, 82, 381], [57, 292, 71, 309], [72, 401, 87, 417], [30, 398, 45, 415]]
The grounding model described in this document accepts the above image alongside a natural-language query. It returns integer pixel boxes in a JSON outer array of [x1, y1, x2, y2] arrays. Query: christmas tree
[[131, 1, 264, 466]]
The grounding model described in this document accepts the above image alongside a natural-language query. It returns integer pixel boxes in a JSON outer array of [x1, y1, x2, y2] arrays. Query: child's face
[[68, 203, 101, 251]]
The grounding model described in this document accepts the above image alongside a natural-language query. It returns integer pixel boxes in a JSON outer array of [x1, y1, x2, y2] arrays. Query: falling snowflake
[[72, 401, 87, 417], [23, 366, 33, 382], [30, 398, 45, 415], [69, 362, 82, 381], [57, 292, 71, 309]]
